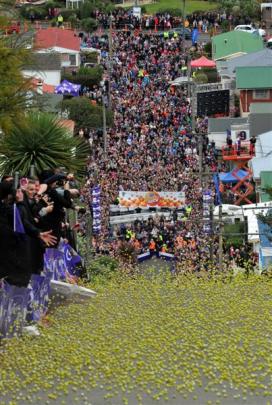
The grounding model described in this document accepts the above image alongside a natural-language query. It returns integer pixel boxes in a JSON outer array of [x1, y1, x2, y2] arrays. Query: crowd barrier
[[0, 241, 82, 339]]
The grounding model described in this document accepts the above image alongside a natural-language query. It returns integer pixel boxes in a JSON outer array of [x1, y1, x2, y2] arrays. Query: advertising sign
[[118, 191, 185, 208]]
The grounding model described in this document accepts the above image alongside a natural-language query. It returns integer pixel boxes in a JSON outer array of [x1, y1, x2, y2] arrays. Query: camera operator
[[38, 172, 77, 246], [16, 180, 57, 275], [0, 181, 32, 287]]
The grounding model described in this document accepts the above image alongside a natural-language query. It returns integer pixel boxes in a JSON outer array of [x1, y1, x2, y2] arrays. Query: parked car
[[234, 24, 266, 38]]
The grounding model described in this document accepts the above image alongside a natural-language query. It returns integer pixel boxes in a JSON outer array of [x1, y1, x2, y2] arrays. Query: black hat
[[0, 181, 13, 200], [38, 169, 55, 184]]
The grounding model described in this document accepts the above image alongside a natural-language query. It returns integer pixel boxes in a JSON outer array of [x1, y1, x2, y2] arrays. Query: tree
[[217, 0, 260, 19], [62, 66, 103, 88], [80, 17, 98, 33], [0, 23, 33, 133], [61, 96, 113, 130], [0, 113, 90, 176], [193, 72, 208, 84]]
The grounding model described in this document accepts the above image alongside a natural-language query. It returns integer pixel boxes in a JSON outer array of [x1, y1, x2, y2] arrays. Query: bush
[[58, 8, 80, 20], [203, 42, 212, 58], [61, 97, 114, 129], [193, 72, 208, 84], [83, 51, 99, 63], [221, 20, 230, 32], [20, 5, 48, 19], [157, 8, 181, 17], [80, 17, 98, 33], [224, 222, 245, 249], [79, 1, 96, 19], [62, 65, 103, 88], [44, 1, 64, 11], [201, 68, 218, 83], [68, 14, 79, 29]]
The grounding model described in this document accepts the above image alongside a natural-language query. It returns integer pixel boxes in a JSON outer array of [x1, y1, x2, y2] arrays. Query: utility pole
[[218, 204, 224, 270], [102, 95, 107, 158], [29, 165, 35, 177], [181, 0, 186, 49], [108, 14, 113, 110], [198, 133, 203, 184], [209, 204, 214, 265]]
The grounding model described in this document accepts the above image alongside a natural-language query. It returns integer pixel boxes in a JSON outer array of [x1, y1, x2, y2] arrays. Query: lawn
[[144, 0, 219, 15], [1, 272, 272, 405]]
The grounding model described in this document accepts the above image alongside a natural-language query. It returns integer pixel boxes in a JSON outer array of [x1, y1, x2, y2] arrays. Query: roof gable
[[35, 28, 80, 52], [212, 31, 264, 61]]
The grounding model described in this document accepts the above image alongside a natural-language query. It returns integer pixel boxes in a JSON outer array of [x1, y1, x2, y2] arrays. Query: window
[[69, 54, 76, 66], [253, 89, 270, 100]]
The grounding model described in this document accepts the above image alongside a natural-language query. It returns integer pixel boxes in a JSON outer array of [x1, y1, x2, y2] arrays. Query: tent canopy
[[190, 56, 216, 68], [55, 80, 81, 96], [219, 169, 248, 183]]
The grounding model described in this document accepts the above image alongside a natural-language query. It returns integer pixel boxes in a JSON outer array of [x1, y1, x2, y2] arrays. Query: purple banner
[[91, 185, 101, 234], [0, 281, 29, 339]]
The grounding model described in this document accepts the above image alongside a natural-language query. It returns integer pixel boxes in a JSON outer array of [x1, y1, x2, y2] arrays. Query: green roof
[[236, 66, 272, 89], [260, 171, 272, 202], [212, 31, 264, 61]]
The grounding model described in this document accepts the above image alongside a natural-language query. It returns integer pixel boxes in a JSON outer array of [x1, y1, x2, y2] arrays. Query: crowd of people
[[81, 29, 225, 271], [0, 171, 80, 288]]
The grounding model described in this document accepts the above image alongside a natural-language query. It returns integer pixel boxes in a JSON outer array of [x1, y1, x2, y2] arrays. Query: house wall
[[22, 69, 61, 86], [52, 47, 80, 67], [36, 47, 80, 67], [240, 89, 272, 114]]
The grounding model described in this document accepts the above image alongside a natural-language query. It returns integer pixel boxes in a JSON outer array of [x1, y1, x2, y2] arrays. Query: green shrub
[[157, 8, 181, 16], [193, 72, 208, 84], [58, 8, 80, 20], [202, 68, 218, 83], [68, 14, 79, 29], [80, 17, 98, 33], [61, 97, 114, 129], [62, 65, 103, 88], [203, 42, 212, 58], [79, 1, 96, 19], [83, 51, 99, 63], [20, 5, 48, 19], [44, 1, 64, 11]]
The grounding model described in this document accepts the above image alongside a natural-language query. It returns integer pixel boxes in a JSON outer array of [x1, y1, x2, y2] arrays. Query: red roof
[[35, 28, 80, 52], [190, 56, 216, 68]]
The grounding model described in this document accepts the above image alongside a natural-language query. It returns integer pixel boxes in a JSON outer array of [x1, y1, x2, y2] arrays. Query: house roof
[[36, 93, 63, 113], [35, 28, 80, 52], [208, 117, 248, 133], [23, 52, 61, 71], [212, 30, 264, 61], [236, 66, 272, 89], [219, 48, 272, 78], [254, 130, 272, 158], [249, 113, 272, 137], [251, 156, 272, 180]]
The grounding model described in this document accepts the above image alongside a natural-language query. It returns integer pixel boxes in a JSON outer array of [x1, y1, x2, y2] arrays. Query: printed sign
[[118, 191, 185, 208]]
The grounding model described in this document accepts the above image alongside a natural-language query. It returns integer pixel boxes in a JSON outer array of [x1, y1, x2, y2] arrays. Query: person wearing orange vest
[[149, 239, 156, 254], [161, 244, 167, 253]]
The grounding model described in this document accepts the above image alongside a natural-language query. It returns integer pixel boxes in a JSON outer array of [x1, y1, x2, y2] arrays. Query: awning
[[191, 56, 216, 68], [219, 169, 248, 183]]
